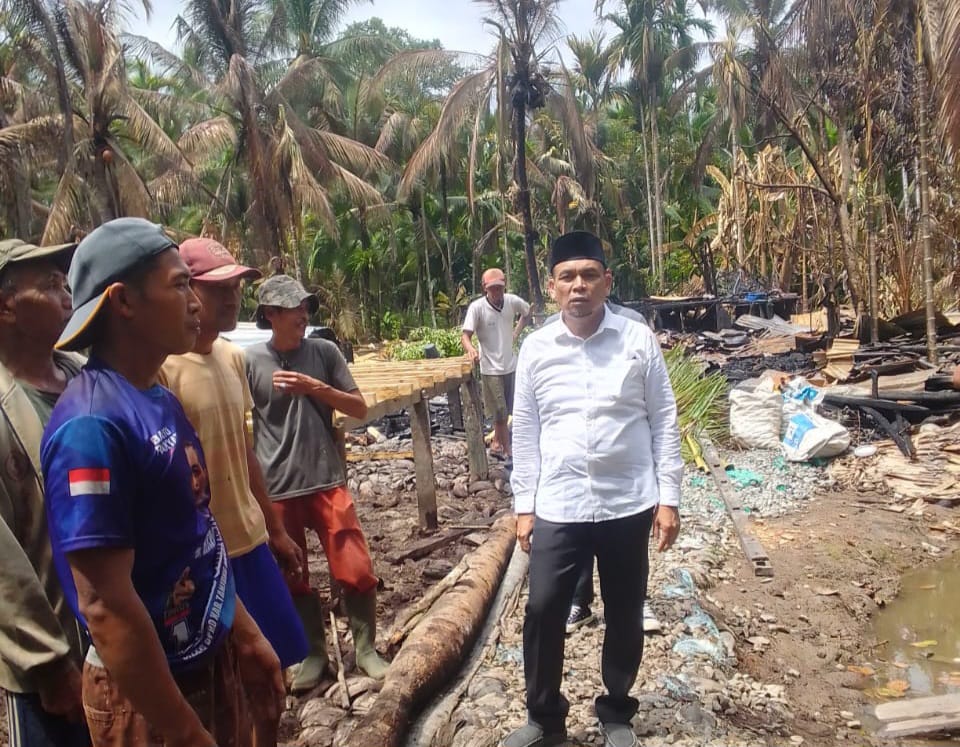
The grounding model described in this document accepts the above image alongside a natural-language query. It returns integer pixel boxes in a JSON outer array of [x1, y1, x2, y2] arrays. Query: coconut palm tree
[[0, 0, 198, 243], [604, 0, 714, 290], [138, 0, 390, 273], [393, 1, 581, 309]]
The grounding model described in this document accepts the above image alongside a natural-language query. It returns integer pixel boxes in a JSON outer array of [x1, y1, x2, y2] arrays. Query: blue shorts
[[231, 543, 309, 668], [4, 689, 90, 747]]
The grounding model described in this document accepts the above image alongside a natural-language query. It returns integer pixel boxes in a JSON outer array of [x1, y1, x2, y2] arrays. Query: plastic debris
[[724, 466, 763, 488], [663, 568, 696, 599]]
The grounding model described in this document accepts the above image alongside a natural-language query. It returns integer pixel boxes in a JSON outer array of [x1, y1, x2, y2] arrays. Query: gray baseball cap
[[0, 238, 76, 278], [57, 218, 178, 351], [255, 274, 319, 329]]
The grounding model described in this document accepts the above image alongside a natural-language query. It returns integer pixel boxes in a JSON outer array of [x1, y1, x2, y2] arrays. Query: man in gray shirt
[[246, 275, 389, 687]]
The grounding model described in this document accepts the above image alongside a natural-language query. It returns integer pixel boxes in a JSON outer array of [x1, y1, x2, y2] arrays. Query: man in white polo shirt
[[461, 268, 531, 463]]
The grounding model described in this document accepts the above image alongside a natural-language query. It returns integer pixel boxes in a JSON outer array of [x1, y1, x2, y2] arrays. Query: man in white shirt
[[503, 231, 683, 747], [461, 268, 531, 461]]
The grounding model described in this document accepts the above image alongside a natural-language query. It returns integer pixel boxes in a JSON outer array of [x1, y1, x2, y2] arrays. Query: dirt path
[[705, 492, 960, 747]]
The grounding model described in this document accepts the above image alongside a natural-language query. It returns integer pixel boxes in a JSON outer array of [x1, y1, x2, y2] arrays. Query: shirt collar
[[554, 304, 623, 342]]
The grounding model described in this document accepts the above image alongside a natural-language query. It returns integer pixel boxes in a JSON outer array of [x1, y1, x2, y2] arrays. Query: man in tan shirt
[[160, 239, 308, 717]]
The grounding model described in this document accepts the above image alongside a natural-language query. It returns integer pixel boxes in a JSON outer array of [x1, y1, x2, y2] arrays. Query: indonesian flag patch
[[68, 468, 111, 496]]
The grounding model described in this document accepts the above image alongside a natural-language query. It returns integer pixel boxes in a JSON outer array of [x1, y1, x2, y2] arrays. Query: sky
[[134, 0, 614, 57]]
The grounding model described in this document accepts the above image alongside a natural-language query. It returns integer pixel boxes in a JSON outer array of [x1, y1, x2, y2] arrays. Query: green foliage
[[385, 327, 464, 360], [664, 346, 729, 462], [380, 310, 403, 339]]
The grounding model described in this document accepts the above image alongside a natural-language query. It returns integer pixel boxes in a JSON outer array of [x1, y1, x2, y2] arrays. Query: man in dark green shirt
[[0, 238, 88, 747]]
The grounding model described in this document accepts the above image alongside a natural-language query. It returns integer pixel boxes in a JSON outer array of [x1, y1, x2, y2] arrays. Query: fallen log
[[346, 514, 517, 747]]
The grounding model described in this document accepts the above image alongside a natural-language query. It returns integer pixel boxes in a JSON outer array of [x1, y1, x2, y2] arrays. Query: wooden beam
[[345, 450, 414, 462], [410, 398, 438, 530], [460, 378, 488, 480], [698, 436, 774, 577], [447, 384, 464, 430], [875, 693, 960, 723], [878, 714, 960, 739]]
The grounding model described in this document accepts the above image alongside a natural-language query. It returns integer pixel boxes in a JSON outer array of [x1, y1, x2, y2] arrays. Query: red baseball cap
[[179, 237, 262, 282]]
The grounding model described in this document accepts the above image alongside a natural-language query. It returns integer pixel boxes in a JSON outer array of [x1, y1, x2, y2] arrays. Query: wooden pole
[[868, 215, 879, 345], [917, 60, 938, 364], [409, 398, 438, 531], [459, 378, 488, 480], [446, 384, 464, 431]]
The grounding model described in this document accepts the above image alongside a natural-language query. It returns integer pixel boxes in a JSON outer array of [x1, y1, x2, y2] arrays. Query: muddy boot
[[344, 589, 390, 680], [290, 593, 329, 693]]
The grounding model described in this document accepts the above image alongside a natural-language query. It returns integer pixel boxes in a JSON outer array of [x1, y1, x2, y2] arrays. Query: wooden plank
[[410, 398, 438, 530], [698, 436, 774, 577], [878, 714, 960, 739], [345, 450, 414, 462], [875, 693, 960, 723], [336, 390, 421, 430], [460, 378, 488, 480]]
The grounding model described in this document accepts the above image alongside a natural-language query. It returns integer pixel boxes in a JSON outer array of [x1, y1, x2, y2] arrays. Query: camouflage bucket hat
[[255, 274, 319, 329], [0, 239, 76, 278]]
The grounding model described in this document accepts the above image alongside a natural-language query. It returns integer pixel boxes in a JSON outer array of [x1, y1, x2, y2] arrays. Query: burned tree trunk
[[346, 515, 517, 747]]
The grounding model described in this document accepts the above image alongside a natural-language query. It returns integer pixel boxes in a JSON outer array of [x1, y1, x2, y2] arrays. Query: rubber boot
[[290, 593, 329, 693], [344, 589, 390, 680]]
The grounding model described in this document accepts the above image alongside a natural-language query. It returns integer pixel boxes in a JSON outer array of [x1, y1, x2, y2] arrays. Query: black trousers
[[523, 509, 654, 732], [572, 557, 594, 608]]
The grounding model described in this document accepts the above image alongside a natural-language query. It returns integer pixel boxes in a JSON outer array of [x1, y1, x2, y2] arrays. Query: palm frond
[[935, 0, 960, 151], [115, 93, 187, 166], [398, 67, 495, 200], [547, 62, 595, 197], [40, 167, 89, 245], [178, 116, 238, 161], [121, 33, 209, 89], [108, 144, 152, 217], [0, 115, 67, 165], [312, 128, 392, 176], [375, 109, 412, 154], [361, 48, 472, 112], [328, 162, 384, 207]]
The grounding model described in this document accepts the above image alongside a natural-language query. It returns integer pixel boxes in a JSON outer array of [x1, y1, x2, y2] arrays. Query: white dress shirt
[[511, 308, 683, 522]]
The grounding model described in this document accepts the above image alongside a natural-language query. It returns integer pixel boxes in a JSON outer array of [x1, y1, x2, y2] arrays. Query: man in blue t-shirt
[[41, 218, 283, 747]]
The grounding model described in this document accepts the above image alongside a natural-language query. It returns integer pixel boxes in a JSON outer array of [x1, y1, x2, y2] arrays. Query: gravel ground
[[424, 447, 831, 747]]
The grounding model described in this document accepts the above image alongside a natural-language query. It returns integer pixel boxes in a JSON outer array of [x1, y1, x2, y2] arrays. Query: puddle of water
[[873, 555, 960, 696]]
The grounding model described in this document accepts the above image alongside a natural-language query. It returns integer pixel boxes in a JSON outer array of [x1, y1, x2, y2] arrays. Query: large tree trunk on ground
[[347, 515, 517, 747]]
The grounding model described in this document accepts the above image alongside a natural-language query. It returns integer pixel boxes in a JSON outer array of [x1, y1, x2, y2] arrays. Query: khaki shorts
[[481, 372, 516, 424]]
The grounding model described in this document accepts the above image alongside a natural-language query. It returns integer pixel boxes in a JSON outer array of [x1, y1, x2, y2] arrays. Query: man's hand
[[952, 367, 960, 391], [466, 346, 480, 364], [38, 661, 83, 722], [652, 505, 680, 552], [269, 529, 303, 580], [516, 513, 534, 553], [272, 370, 319, 396], [233, 606, 285, 733]]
